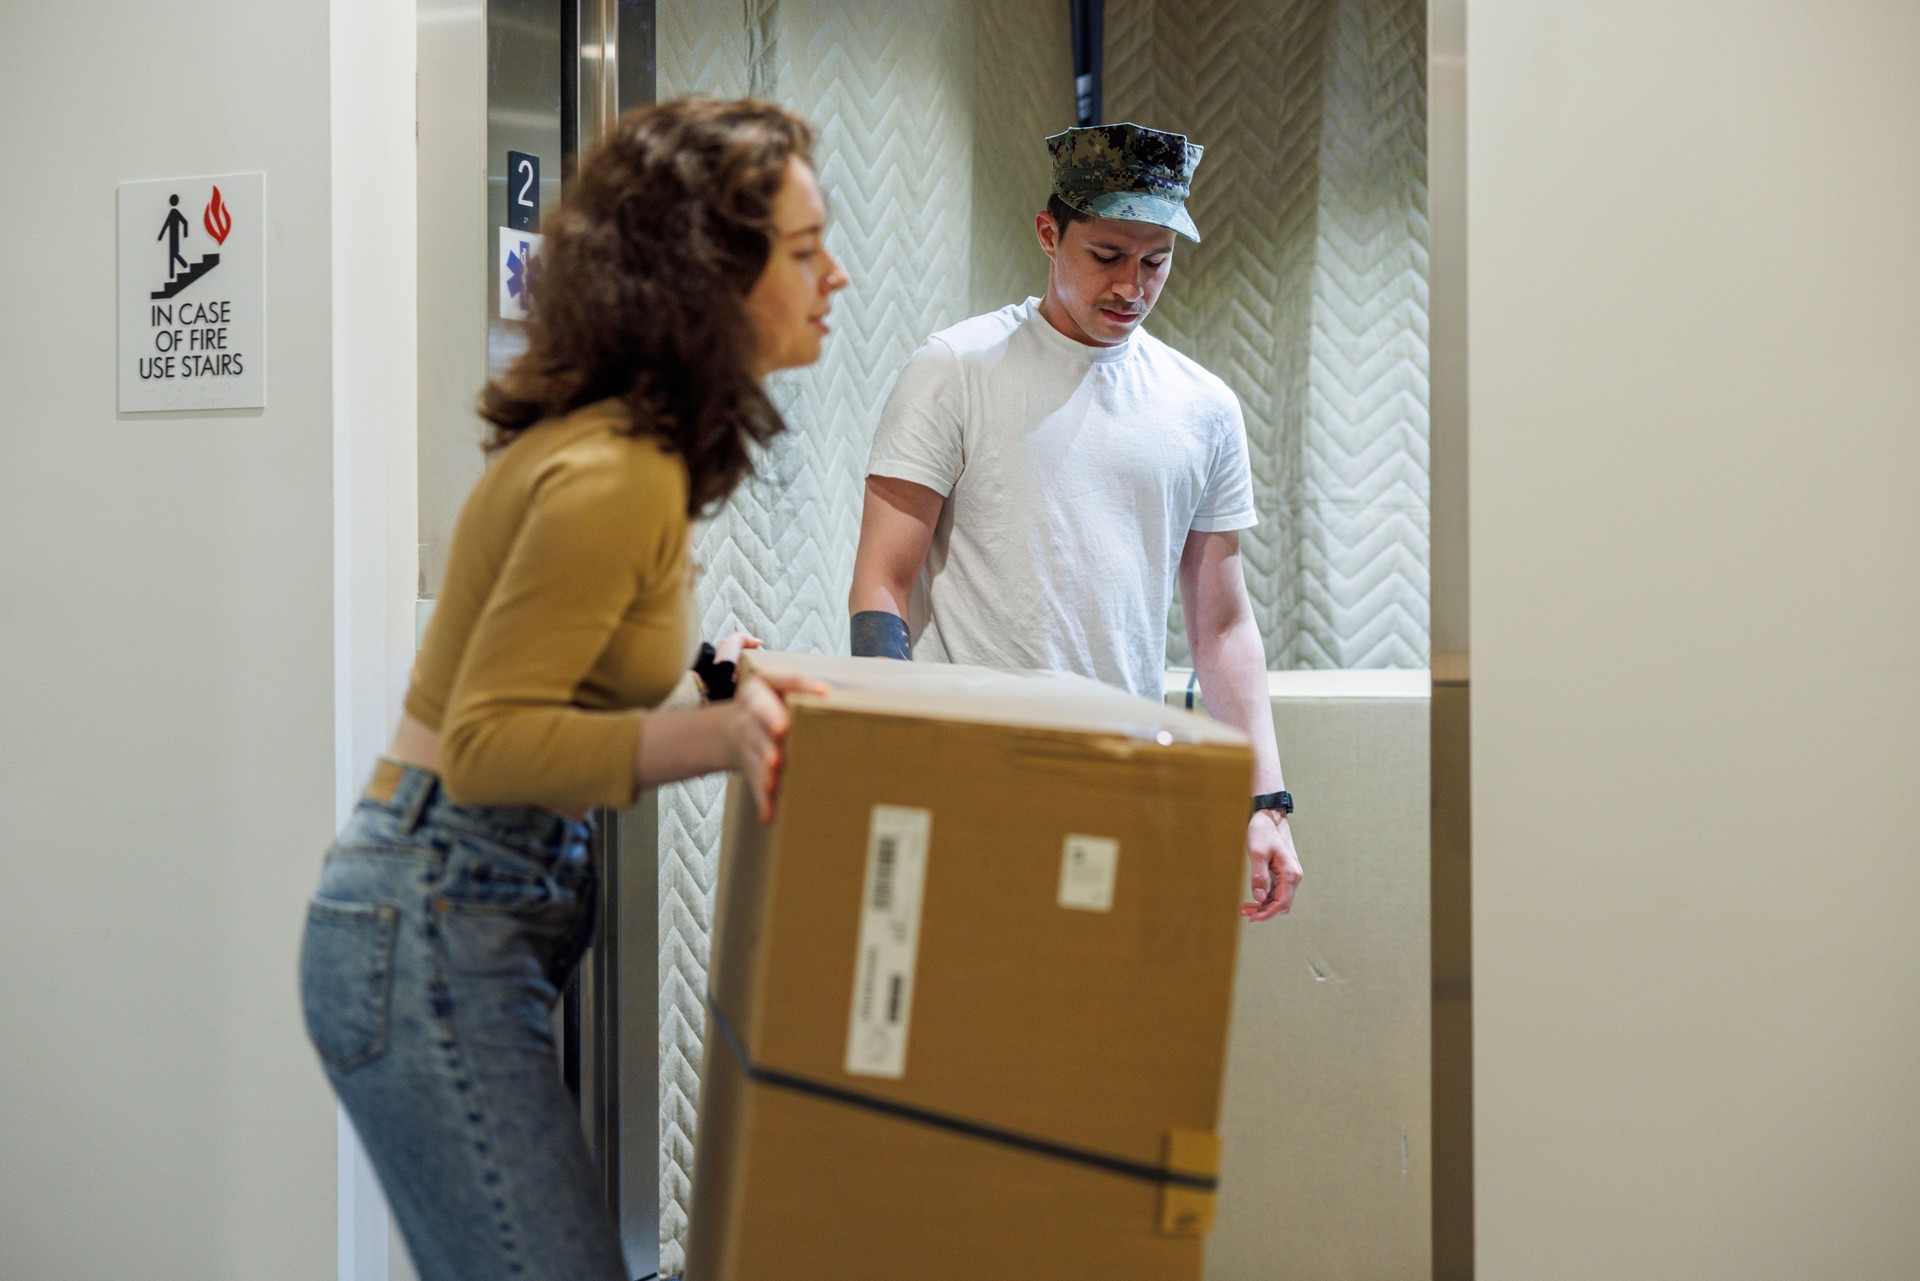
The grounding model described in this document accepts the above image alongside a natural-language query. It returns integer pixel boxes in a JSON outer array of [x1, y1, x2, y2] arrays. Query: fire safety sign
[[118, 172, 266, 412]]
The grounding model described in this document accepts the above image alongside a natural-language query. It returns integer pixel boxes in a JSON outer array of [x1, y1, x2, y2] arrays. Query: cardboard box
[[1166, 671, 1434, 1280], [687, 653, 1254, 1281]]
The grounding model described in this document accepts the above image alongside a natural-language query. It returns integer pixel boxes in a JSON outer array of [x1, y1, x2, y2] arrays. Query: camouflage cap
[[1046, 122, 1206, 242]]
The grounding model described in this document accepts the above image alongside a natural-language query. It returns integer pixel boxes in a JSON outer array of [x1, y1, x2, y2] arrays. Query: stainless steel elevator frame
[[468, 4, 661, 1277], [562, 15, 661, 1279]]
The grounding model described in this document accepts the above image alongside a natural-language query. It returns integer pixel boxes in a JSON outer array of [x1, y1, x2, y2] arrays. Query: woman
[[299, 98, 846, 1281]]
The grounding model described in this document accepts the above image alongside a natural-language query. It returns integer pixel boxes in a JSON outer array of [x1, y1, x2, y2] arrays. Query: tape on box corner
[[1158, 1129, 1223, 1236]]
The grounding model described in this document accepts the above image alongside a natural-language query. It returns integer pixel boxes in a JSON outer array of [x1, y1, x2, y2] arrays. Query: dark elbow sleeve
[[850, 610, 912, 660]]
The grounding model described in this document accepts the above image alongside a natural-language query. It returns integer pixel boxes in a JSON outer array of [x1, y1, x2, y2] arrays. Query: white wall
[[0, 2, 413, 1277], [1469, 3, 1920, 1277], [333, 0, 422, 1274]]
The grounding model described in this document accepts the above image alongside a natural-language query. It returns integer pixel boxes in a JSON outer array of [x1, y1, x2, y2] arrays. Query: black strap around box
[[705, 995, 1217, 1193]]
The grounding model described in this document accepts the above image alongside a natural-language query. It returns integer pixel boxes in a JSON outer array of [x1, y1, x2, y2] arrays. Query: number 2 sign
[[507, 151, 540, 232]]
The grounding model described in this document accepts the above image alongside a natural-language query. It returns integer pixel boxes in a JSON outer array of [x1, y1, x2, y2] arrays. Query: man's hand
[[1242, 810, 1303, 921]]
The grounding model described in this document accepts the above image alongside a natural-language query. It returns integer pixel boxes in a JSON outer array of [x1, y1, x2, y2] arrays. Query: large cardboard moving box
[[687, 653, 1254, 1281]]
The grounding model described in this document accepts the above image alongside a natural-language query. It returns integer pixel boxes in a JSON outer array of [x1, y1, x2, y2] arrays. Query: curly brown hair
[[478, 96, 815, 514]]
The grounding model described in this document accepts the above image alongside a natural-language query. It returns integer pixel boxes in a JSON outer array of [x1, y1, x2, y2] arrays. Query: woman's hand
[[712, 631, 763, 667], [633, 664, 825, 805], [726, 670, 829, 822]]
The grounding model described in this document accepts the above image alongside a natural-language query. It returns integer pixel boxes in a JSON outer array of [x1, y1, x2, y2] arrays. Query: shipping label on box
[[845, 805, 931, 1078]]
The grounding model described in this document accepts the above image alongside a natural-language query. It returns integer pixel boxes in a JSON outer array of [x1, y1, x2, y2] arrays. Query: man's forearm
[[1190, 614, 1285, 793], [848, 575, 909, 620], [848, 564, 915, 659], [849, 475, 944, 659]]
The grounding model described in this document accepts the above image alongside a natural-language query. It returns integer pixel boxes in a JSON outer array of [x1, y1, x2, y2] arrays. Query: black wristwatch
[[692, 642, 738, 702], [1251, 790, 1293, 818]]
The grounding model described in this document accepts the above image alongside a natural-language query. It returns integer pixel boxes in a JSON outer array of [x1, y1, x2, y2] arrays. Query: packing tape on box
[[707, 995, 1222, 1206], [1158, 1129, 1224, 1236]]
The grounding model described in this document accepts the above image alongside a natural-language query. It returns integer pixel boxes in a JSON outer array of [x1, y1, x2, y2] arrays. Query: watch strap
[[1251, 790, 1293, 817]]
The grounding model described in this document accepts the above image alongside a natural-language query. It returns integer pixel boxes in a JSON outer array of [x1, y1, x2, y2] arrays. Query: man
[[848, 123, 1302, 920]]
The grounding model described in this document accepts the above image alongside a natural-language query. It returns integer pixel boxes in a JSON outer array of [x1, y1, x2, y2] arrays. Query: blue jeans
[[299, 762, 628, 1281]]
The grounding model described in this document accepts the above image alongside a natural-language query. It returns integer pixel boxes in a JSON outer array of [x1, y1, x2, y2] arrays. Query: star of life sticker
[[498, 226, 544, 321]]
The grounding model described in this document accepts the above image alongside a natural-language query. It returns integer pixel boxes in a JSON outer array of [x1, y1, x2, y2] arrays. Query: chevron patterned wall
[[1108, 0, 1430, 670], [651, 2, 1068, 1268], [969, 4, 1076, 316], [650, 11, 743, 1265]]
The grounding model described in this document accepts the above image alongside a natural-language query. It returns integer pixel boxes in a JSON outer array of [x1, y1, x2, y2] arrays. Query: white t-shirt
[[867, 298, 1257, 699]]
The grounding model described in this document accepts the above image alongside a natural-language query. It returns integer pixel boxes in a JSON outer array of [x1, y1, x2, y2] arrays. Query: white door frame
[[329, 0, 419, 1275]]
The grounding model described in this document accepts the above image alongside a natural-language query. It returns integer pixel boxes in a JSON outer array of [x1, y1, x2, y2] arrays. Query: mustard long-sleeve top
[[406, 399, 696, 810]]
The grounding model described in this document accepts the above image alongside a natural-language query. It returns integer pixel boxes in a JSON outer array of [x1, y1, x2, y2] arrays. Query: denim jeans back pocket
[[300, 896, 399, 1074]]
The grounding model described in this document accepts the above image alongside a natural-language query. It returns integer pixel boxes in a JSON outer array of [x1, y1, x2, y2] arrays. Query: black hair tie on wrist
[[693, 642, 738, 701]]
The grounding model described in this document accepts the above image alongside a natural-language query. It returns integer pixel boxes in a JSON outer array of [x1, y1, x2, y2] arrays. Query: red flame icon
[[203, 186, 232, 246]]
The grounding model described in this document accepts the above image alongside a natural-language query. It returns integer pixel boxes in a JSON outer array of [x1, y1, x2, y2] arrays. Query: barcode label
[[872, 837, 897, 911], [846, 805, 931, 1079]]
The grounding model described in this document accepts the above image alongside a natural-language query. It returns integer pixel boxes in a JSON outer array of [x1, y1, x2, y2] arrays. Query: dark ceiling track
[[1071, 0, 1104, 127], [560, 0, 580, 185]]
